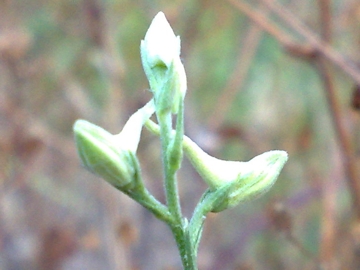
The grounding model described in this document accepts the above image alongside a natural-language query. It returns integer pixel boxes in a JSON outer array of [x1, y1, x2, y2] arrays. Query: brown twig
[[315, 0, 338, 267], [260, 0, 360, 85], [316, 54, 360, 210], [226, 0, 293, 45], [318, 0, 332, 42], [226, 0, 360, 85]]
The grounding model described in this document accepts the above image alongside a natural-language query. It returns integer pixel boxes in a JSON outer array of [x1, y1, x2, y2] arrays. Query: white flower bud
[[140, 12, 187, 114], [141, 12, 180, 68]]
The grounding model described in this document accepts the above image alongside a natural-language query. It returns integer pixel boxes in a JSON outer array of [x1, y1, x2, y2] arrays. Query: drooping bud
[[183, 136, 288, 212], [74, 100, 155, 189], [210, 151, 288, 212], [140, 12, 187, 114], [73, 119, 138, 189]]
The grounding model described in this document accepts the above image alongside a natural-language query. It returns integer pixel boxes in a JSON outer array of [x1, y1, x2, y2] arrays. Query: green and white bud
[[183, 136, 288, 212], [210, 151, 288, 212], [73, 100, 155, 189], [73, 119, 137, 189], [140, 12, 187, 114]]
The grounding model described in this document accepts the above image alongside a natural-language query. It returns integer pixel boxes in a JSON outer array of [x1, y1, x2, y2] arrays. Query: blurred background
[[2, 0, 360, 269]]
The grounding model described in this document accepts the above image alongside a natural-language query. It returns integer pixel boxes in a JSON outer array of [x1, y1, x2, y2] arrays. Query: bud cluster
[[73, 11, 288, 269]]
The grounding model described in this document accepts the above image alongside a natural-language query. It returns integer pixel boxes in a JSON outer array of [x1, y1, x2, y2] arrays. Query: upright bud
[[141, 12, 180, 69], [140, 12, 187, 114], [183, 136, 288, 212]]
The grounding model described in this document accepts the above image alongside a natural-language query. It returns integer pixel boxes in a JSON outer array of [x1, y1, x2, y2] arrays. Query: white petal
[[143, 12, 180, 67]]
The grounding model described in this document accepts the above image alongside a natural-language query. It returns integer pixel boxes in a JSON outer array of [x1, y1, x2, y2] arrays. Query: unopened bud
[[141, 12, 180, 69], [74, 101, 154, 189], [74, 120, 138, 189], [140, 12, 187, 114], [183, 136, 288, 212], [211, 151, 288, 212]]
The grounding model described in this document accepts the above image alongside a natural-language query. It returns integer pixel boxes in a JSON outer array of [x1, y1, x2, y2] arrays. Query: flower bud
[[141, 12, 180, 69], [74, 120, 137, 189], [140, 12, 187, 114], [183, 136, 288, 212], [211, 151, 288, 212], [74, 101, 155, 189]]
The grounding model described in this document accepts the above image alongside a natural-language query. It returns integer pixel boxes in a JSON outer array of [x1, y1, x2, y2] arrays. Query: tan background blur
[[2, 0, 360, 269]]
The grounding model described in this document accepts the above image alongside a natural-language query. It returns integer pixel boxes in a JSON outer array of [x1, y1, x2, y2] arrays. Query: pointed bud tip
[[153, 11, 166, 22], [251, 150, 288, 169], [270, 150, 288, 165], [73, 119, 88, 133], [142, 11, 180, 68]]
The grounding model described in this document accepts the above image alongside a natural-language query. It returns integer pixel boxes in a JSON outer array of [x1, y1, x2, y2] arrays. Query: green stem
[[116, 155, 174, 224], [122, 187, 174, 224], [170, 224, 197, 270], [157, 111, 182, 219], [156, 101, 197, 269]]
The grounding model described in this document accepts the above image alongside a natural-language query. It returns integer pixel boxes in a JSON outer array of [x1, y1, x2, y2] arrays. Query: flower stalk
[[73, 11, 288, 270]]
